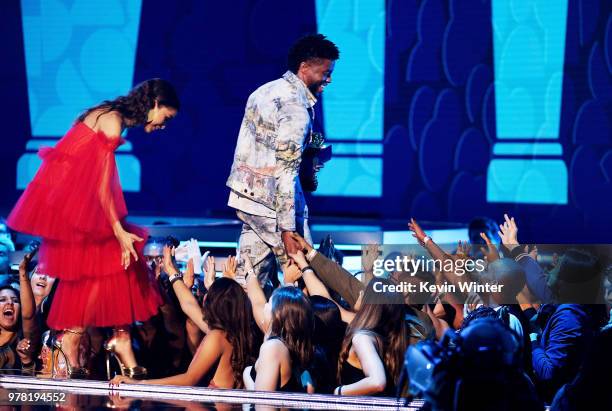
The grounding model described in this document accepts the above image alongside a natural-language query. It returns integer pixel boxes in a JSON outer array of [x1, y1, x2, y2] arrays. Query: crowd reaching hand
[[453, 240, 471, 260], [408, 218, 427, 245], [204, 255, 216, 290], [222, 255, 237, 279], [282, 259, 302, 286], [182, 259, 195, 289], [479, 232, 500, 263], [16, 338, 34, 367], [498, 213, 519, 251], [422, 304, 450, 341]]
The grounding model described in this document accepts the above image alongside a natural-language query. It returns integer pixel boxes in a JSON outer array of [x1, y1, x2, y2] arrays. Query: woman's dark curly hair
[[288, 34, 340, 73], [77, 78, 180, 127], [202, 278, 262, 388]]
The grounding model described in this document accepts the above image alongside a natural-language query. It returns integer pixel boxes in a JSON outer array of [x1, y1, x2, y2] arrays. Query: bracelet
[[169, 273, 183, 284], [245, 269, 256, 280], [306, 248, 318, 261], [423, 236, 431, 245], [300, 265, 314, 274]]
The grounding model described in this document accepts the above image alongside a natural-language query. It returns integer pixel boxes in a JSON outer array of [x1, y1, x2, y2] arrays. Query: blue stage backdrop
[[0, 0, 610, 242]]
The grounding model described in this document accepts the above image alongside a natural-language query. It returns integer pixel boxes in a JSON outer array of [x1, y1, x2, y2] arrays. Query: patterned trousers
[[235, 210, 311, 295]]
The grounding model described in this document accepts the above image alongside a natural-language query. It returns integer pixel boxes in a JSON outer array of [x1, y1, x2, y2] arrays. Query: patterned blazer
[[227, 71, 316, 231]]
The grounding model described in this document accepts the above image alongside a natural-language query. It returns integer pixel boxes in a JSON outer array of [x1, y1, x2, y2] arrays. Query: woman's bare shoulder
[[83, 110, 122, 138]]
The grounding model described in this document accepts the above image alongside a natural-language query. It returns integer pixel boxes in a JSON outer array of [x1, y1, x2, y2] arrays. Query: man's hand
[[498, 213, 519, 251], [282, 231, 301, 255], [290, 232, 314, 254], [408, 218, 427, 244]]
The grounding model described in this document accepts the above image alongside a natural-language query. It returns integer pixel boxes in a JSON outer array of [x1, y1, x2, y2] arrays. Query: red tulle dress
[[7, 122, 162, 329]]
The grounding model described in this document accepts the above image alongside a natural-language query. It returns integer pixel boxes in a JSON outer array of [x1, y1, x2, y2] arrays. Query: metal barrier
[[0, 375, 424, 410]]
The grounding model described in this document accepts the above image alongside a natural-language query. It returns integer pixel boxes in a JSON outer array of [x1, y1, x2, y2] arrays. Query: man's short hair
[[288, 34, 340, 73]]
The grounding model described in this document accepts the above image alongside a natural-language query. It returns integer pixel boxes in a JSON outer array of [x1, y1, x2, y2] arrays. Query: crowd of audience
[[0, 214, 610, 410]]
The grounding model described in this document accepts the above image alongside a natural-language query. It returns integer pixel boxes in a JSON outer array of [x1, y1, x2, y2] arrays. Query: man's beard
[[308, 82, 322, 96]]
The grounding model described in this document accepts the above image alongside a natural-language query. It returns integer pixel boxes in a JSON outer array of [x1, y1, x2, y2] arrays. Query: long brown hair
[[202, 278, 262, 388], [268, 286, 314, 370], [77, 78, 179, 127], [338, 278, 408, 387]]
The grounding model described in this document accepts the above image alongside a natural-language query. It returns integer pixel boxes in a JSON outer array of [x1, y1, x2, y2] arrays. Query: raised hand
[[222, 255, 237, 279], [162, 245, 178, 275], [479, 232, 500, 263], [422, 304, 450, 341], [453, 240, 471, 260], [362, 243, 381, 274], [408, 218, 427, 244], [204, 255, 216, 290], [18, 251, 34, 275], [498, 213, 519, 249], [183, 258, 195, 289], [282, 259, 302, 286], [288, 249, 309, 269]]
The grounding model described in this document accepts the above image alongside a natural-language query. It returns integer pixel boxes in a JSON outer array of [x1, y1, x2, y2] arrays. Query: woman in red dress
[[7, 79, 180, 378]]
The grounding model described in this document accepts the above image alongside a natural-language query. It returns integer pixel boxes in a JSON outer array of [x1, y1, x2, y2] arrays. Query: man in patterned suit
[[226, 34, 339, 292]]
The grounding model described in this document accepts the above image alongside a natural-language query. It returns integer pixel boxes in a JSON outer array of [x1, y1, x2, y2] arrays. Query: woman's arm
[[289, 250, 356, 323], [18, 254, 35, 321], [162, 246, 208, 332], [335, 333, 387, 396], [244, 256, 267, 333], [111, 330, 225, 386], [95, 113, 144, 269]]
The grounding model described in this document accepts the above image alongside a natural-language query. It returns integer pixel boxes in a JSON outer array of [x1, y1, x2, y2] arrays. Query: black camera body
[[403, 318, 539, 411]]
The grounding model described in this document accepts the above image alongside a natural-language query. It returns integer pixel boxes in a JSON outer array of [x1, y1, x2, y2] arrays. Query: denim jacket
[[226, 71, 316, 231]]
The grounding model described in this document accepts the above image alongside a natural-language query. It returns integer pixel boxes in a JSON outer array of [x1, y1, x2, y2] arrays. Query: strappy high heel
[[104, 330, 147, 380], [50, 329, 89, 379]]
